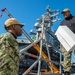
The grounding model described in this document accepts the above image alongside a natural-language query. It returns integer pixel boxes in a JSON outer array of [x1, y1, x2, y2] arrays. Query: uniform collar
[[10, 32, 17, 39]]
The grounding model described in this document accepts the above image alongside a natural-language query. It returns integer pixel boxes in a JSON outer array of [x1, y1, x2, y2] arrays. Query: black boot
[[64, 72, 70, 75]]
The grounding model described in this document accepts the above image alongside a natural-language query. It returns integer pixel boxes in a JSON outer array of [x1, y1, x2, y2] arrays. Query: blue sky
[[0, 0, 75, 62]]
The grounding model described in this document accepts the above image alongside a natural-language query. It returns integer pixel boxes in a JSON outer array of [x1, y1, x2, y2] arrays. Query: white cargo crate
[[55, 25, 75, 52]]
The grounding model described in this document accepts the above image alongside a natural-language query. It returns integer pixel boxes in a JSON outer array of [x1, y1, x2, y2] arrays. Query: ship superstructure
[[18, 6, 62, 75]]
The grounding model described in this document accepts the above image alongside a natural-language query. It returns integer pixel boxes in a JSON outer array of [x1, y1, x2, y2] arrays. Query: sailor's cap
[[61, 8, 70, 14], [4, 18, 24, 27]]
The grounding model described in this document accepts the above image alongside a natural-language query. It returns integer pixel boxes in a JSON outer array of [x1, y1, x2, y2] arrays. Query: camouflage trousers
[[0, 65, 18, 75], [61, 46, 72, 72]]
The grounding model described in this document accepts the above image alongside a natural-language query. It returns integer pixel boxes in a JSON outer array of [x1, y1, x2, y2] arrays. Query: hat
[[4, 18, 24, 27], [61, 8, 70, 14]]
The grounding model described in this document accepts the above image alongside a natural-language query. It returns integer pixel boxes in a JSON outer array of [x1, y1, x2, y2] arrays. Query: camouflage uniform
[[0, 32, 19, 75], [60, 12, 75, 73], [61, 45, 72, 72]]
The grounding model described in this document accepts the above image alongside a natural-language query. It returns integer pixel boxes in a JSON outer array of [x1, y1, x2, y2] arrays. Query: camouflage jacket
[[0, 32, 19, 75]]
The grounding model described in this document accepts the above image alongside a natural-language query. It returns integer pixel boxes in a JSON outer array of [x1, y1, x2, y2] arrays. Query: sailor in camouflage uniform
[[0, 18, 24, 75], [60, 8, 75, 75]]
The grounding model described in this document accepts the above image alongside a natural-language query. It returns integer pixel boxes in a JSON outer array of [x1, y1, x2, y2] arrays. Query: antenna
[[1, 8, 13, 18]]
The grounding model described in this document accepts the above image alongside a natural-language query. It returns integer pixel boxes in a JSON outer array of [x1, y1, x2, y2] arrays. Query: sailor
[[60, 8, 75, 75], [0, 18, 24, 75]]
